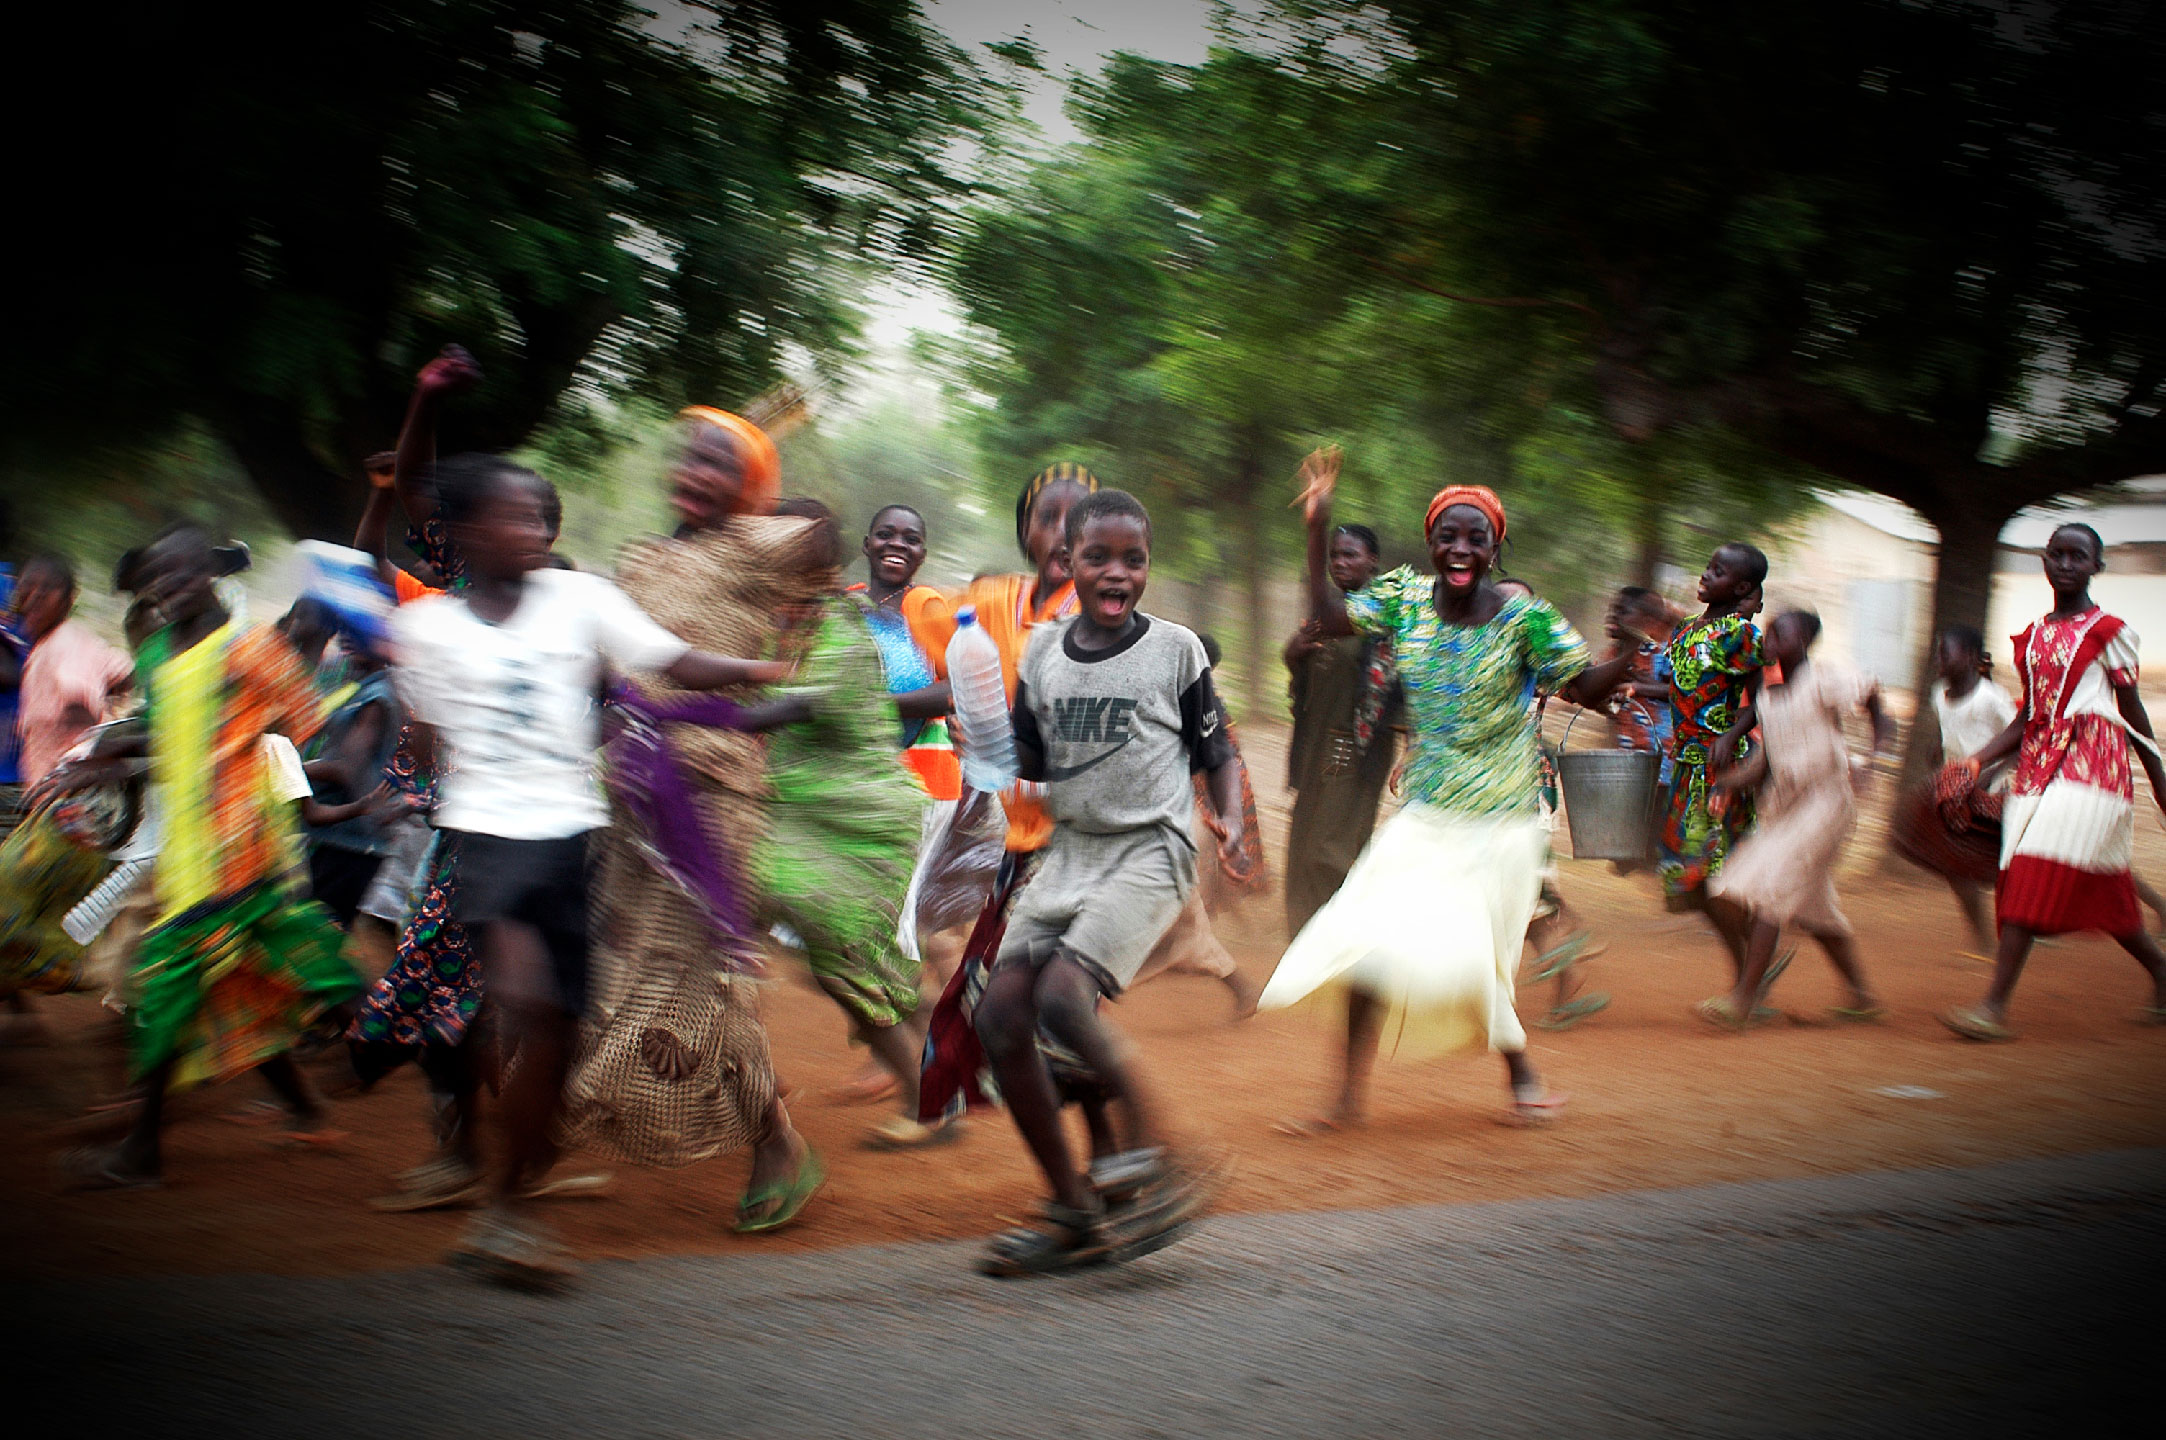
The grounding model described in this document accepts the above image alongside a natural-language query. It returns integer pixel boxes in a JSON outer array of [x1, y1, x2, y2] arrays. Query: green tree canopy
[[8, 1, 990, 538], [1290, 0, 2166, 643]]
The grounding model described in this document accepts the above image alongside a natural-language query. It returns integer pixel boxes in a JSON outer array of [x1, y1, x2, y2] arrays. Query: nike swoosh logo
[[1199, 711, 1220, 737], [1043, 734, 1137, 782]]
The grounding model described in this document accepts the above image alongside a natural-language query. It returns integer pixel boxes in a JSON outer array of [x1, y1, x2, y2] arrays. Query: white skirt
[[1259, 802, 1544, 1058]]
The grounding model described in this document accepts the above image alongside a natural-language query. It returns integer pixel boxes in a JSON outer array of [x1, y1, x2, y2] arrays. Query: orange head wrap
[[1424, 485, 1507, 543], [678, 406, 782, 516]]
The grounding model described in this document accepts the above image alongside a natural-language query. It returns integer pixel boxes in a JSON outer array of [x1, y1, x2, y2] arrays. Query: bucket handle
[[1557, 697, 1655, 755]]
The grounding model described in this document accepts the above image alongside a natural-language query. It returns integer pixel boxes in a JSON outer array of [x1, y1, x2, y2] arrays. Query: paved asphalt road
[[23, 1148, 2162, 1439]]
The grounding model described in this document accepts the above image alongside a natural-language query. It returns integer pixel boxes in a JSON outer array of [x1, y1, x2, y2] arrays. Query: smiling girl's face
[[1427, 504, 1497, 597]]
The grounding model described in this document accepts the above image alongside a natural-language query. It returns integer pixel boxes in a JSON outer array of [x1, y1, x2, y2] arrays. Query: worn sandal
[[1500, 1086, 1570, 1127], [979, 1199, 1113, 1277], [62, 1145, 162, 1192], [1695, 996, 1749, 1031], [1534, 993, 1611, 1031], [1527, 932, 1590, 984], [1106, 1150, 1229, 1261], [1939, 1005, 2014, 1043]]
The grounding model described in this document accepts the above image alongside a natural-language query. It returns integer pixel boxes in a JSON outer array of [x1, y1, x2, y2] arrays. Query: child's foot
[[1939, 1003, 2014, 1042], [371, 1156, 486, 1212], [1105, 1150, 1228, 1261], [519, 1170, 615, 1201], [448, 1209, 580, 1289], [1694, 995, 1760, 1032], [863, 1115, 959, 1151], [1271, 1107, 1364, 1138], [63, 1144, 162, 1191], [978, 1199, 1113, 1277], [1829, 992, 1885, 1023], [1501, 1083, 1569, 1127], [1534, 992, 1611, 1030]]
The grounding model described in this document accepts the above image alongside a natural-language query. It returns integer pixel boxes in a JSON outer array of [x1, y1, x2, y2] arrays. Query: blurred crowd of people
[[4, 352, 2164, 1285]]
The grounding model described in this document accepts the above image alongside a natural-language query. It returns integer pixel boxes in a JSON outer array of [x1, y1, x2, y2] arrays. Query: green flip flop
[[734, 1150, 827, 1235], [1528, 932, 1589, 984], [1533, 992, 1611, 1031]]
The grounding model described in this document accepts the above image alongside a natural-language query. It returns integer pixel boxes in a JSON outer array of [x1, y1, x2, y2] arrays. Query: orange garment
[[900, 585, 957, 681], [946, 573, 1078, 852], [679, 406, 782, 517], [391, 569, 442, 605]]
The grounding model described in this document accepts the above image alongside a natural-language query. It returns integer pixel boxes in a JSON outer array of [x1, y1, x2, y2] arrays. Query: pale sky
[[859, 0, 1219, 353]]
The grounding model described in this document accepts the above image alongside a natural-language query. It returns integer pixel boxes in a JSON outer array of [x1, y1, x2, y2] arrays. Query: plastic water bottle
[[292, 540, 396, 654], [947, 606, 1018, 793]]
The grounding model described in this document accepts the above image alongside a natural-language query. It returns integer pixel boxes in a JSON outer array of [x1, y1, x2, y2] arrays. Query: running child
[[1659, 544, 1769, 987], [59, 522, 362, 1188], [1701, 610, 1893, 1027], [393, 453, 791, 1282], [1892, 626, 2018, 954], [1942, 523, 2166, 1040], [973, 487, 1244, 1275]]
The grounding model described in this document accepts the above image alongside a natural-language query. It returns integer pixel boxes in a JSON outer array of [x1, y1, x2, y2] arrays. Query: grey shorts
[[994, 825, 1196, 997]]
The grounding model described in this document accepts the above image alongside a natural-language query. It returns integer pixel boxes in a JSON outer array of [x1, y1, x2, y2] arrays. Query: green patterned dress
[[755, 597, 925, 1029], [1257, 570, 1592, 1059], [1657, 613, 1765, 903], [1345, 567, 1589, 818]]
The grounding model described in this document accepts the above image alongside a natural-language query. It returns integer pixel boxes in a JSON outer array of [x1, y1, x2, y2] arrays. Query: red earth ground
[[4, 721, 2163, 1280]]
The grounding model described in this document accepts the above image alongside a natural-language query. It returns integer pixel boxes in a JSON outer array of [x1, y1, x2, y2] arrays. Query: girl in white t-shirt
[[1893, 626, 2017, 954]]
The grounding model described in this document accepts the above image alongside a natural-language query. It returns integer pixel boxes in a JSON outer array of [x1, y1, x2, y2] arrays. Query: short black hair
[[18, 551, 76, 599], [869, 502, 926, 532], [1198, 633, 1223, 667], [1718, 542, 1769, 587], [2051, 522, 2105, 563], [1774, 608, 1822, 646], [1939, 624, 1985, 658], [435, 453, 548, 527], [1331, 523, 1380, 558], [1064, 488, 1152, 548]]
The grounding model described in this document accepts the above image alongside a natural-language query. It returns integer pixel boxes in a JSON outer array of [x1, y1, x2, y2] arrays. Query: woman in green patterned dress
[[753, 503, 952, 1149], [1656, 545, 1769, 989], [1259, 454, 1632, 1130]]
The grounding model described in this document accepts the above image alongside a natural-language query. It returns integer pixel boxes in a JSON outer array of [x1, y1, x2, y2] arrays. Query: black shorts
[[443, 830, 593, 1015], [307, 844, 384, 928]]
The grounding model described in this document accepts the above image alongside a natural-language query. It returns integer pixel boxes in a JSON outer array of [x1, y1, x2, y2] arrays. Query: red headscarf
[[678, 406, 781, 516], [1425, 485, 1507, 542]]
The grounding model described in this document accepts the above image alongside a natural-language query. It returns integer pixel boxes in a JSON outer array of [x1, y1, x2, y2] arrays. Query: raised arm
[[354, 464, 402, 589], [394, 346, 483, 530], [1293, 447, 1355, 638]]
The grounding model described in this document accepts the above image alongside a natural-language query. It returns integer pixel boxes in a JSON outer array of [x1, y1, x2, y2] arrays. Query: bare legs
[[974, 950, 1159, 1212], [1971, 923, 2166, 1028], [1944, 877, 1997, 954], [1722, 916, 1877, 1015]]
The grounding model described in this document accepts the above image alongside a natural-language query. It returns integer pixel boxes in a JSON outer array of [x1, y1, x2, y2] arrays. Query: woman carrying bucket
[[1260, 451, 1632, 1132]]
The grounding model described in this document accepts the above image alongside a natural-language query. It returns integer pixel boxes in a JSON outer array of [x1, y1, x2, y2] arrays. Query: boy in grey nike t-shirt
[[973, 488, 1244, 1276]]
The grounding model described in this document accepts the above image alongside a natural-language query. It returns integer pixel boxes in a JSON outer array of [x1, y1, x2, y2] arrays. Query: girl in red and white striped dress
[[1943, 522, 2166, 1040]]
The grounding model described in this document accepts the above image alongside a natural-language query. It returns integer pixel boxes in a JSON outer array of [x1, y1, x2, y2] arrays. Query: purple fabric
[[604, 685, 757, 965]]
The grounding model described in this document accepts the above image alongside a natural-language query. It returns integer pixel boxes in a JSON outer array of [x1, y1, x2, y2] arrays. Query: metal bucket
[[1554, 709, 1660, 861]]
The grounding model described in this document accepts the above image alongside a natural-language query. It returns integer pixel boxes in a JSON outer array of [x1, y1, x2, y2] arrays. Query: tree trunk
[[1631, 487, 1665, 589], [1237, 433, 1271, 722], [1898, 500, 2011, 795]]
